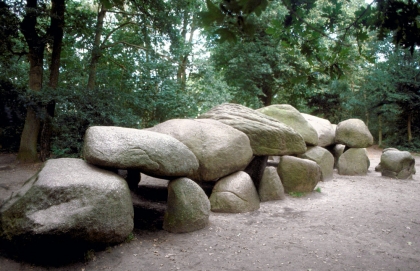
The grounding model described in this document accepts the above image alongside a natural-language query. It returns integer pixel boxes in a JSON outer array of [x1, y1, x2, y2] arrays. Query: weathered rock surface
[[258, 166, 285, 202], [277, 156, 322, 193], [148, 118, 253, 182], [337, 148, 370, 176], [198, 103, 306, 156], [298, 146, 334, 181], [302, 113, 336, 147], [163, 178, 211, 233], [377, 149, 416, 179], [335, 119, 373, 148], [330, 144, 346, 169], [257, 104, 318, 146], [0, 158, 134, 245], [209, 171, 260, 213], [83, 126, 199, 178]]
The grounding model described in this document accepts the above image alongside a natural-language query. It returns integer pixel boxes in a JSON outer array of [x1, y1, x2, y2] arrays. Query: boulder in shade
[[163, 178, 211, 233], [148, 118, 253, 182], [209, 171, 260, 213], [337, 148, 370, 176], [277, 156, 322, 193], [335, 119, 373, 148], [83, 126, 199, 178], [257, 104, 319, 146], [258, 166, 285, 202], [198, 103, 306, 156], [298, 146, 334, 181]]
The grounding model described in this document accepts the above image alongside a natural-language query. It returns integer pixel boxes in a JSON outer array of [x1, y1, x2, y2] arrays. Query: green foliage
[[288, 191, 305, 197]]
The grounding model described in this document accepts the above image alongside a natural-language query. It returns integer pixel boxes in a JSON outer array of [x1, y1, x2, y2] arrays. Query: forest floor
[[0, 146, 419, 271]]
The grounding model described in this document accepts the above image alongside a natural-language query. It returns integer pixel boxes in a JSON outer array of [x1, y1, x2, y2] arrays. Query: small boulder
[[258, 166, 285, 202], [148, 118, 253, 182], [0, 158, 134, 245], [277, 156, 322, 193], [209, 171, 260, 213], [257, 104, 319, 146], [335, 119, 373, 148], [198, 103, 306, 156], [337, 148, 370, 175], [298, 146, 334, 181], [302, 113, 336, 147], [330, 144, 346, 169], [83, 126, 199, 178], [377, 148, 416, 179], [163, 178, 211, 233]]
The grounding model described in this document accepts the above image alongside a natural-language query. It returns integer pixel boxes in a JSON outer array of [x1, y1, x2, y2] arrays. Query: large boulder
[[298, 146, 334, 181], [0, 158, 134, 245], [163, 178, 211, 233], [257, 104, 318, 146], [258, 166, 285, 202], [302, 113, 336, 147], [277, 156, 322, 193], [148, 119, 253, 182], [377, 149, 416, 179], [83, 126, 199, 178], [209, 171, 260, 213], [335, 119, 373, 148], [337, 148, 370, 175], [198, 103, 306, 156]]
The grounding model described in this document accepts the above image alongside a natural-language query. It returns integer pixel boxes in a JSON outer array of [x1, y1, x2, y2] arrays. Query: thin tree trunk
[[17, 0, 45, 163], [87, 4, 107, 90], [378, 114, 382, 146], [177, 12, 196, 92], [40, 0, 65, 161], [408, 111, 412, 142]]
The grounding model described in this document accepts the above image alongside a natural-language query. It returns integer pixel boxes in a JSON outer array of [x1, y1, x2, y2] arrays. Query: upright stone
[[198, 103, 306, 156], [210, 171, 260, 213], [298, 146, 334, 181], [258, 166, 285, 202], [163, 178, 210, 233], [257, 104, 319, 146], [337, 148, 370, 176], [277, 156, 322, 193]]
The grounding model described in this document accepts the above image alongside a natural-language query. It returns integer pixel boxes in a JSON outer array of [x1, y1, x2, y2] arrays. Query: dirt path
[[0, 147, 419, 271]]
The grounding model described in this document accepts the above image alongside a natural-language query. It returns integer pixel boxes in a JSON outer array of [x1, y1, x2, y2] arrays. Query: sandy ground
[[0, 147, 419, 271]]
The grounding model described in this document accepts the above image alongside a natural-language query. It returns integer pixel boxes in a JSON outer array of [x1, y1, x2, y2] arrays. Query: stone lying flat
[[335, 119, 373, 148], [337, 148, 370, 176], [163, 178, 211, 233], [198, 103, 306, 156], [148, 119, 253, 182], [298, 146, 334, 181], [209, 171, 260, 213], [302, 113, 336, 147], [83, 126, 199, 178], [277, 156, 322, 193], [257, 104, 319, 146], [0, 158, 133, 245], [377, 148, 416, 179]]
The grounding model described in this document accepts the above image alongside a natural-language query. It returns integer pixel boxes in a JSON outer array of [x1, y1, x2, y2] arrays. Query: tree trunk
[[378, 114, 382, 146], [177, 12, 196, 92], [40, 0, 65, 161], [17, 0, 45, 163], [408, 111, 412, 142], [259, 85, 273, 106], [87, 4, 107, 90]]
